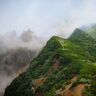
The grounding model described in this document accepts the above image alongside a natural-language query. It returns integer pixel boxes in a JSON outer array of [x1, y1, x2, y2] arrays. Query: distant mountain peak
[[69, 28, 93, 40], [80, 24, 96, 39], [20, 29, 35, 42], [69, 28, 86, 38]]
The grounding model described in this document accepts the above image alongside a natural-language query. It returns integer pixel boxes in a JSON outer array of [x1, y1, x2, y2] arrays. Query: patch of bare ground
[[56, 76, 86, 96]]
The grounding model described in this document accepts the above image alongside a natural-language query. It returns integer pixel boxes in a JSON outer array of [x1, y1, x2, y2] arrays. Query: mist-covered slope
[[81, 24, 96, 39], [0, 39, 8, 55], [0, 47, 38, 96], [70, 28, 96, 61], [0, 48, 37, 75], [4, 29, 96, 96], [0, 29, 45, 96]]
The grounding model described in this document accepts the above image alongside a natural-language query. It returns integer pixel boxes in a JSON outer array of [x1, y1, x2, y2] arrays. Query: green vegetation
[[4, 30, 96, 96]]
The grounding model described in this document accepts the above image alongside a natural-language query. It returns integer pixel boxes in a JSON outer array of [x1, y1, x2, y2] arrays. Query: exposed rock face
[[55, 77, 85, 96]]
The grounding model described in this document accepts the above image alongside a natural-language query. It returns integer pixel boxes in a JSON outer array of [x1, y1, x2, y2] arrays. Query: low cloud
[[0, 30, 46, 96]]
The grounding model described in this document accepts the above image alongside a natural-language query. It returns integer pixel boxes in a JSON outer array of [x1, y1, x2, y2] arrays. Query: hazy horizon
[[0, 0, 96, 37]]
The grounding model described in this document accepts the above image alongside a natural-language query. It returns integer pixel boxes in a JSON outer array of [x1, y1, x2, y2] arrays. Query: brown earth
[[32, 77, 47, 88], [67, 84, 85, 96], [56, 76, 86, 96]]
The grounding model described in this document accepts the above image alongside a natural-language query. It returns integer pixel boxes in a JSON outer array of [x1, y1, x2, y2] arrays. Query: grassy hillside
[[81, 24, 96, 39], [70, 28, 96, 62], [4, 31, 96, 96]]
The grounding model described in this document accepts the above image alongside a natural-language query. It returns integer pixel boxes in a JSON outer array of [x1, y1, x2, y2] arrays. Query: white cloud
[[0, 0, 96, 38]]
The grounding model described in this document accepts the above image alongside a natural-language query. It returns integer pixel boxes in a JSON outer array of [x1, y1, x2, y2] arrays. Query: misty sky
[[0, 0, 96, 37]]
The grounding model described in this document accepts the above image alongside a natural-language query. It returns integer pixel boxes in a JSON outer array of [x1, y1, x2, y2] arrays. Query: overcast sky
[[0, 0, 96, 37]]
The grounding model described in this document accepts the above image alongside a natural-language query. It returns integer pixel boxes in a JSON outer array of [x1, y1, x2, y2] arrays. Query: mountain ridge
[[4, 29, 96, 96]]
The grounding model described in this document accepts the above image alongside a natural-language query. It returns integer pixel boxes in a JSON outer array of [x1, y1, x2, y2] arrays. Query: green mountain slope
[[4, 32, 96, 96], [81, 24, 96, 39], [70, 28, 96, 62], [88, 28, 96, 39]]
